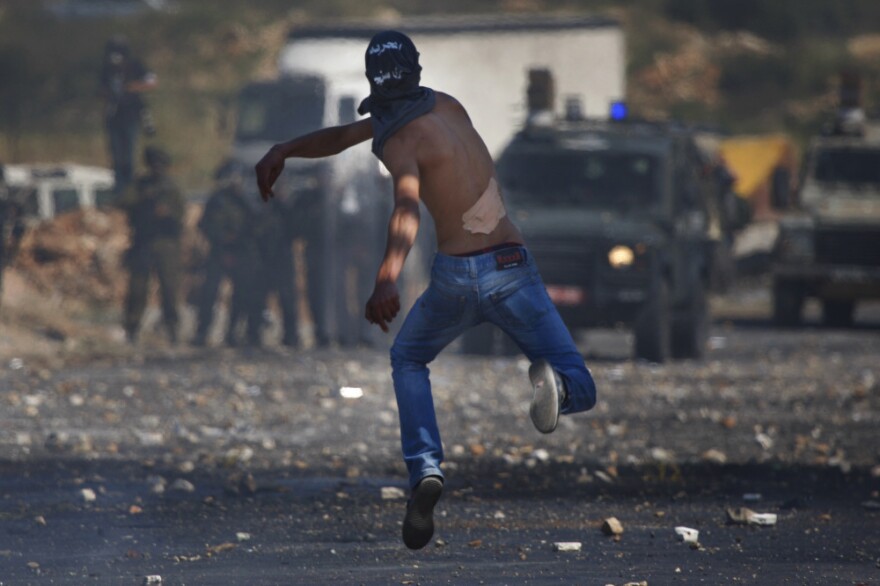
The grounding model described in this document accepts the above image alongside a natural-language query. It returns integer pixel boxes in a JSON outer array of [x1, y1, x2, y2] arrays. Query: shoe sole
[[402, 476, 443, 550], [529, 359, 560, 434]]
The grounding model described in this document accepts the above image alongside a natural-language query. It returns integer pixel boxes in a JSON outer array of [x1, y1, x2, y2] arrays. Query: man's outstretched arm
[[255, 119, 373, 200]]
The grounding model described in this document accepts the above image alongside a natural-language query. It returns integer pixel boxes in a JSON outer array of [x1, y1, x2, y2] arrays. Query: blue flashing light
[[610, 101, 628, 121]]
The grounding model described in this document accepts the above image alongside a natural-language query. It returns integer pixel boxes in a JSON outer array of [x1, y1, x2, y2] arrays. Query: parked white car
[[3, 163, 115, 221]]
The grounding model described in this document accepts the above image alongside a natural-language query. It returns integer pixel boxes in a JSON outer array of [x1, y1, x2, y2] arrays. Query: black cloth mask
[[357, 31, 436, 159]]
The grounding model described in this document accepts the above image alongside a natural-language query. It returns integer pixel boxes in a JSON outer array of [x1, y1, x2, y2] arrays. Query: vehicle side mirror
[[771, 166, 791, 210]]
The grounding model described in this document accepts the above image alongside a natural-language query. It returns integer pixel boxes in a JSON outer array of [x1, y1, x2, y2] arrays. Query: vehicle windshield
[[813, 147, 880, 187], [499, 148, 660, 210], [236, 81, 325, 143]]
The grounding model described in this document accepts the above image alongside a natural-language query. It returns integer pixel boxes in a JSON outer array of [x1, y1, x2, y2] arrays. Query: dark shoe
[[528, 359, 564, 434], [402, 476, 443, 550]]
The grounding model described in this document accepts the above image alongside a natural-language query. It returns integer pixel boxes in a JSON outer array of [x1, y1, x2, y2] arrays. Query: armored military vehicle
[[772, 101, 880, 327], [463, 99, 715, 362]]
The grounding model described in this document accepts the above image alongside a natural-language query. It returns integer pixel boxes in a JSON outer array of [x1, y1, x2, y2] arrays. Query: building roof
[[288, 13, 620, 41]]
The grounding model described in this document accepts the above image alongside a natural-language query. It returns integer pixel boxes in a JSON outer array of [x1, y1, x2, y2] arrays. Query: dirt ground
[[0, 209, 877, 585], [0, 269, 878, 584]]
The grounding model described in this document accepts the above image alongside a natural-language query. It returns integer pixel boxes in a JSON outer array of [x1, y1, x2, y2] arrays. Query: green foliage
[[663, 0, 880, 41], [0, 0, 875, 187]]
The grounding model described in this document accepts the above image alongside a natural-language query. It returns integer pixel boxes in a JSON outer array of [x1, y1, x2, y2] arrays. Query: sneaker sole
[[402, 476, 443, 550], [529, 359, 559, 434]]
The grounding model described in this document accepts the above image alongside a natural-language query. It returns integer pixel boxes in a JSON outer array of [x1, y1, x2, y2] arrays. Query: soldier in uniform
[[117, 146, 185, 343], [193, 161, 262, 347], [0, 162, 25, 309], [99, 36, 158, 196]]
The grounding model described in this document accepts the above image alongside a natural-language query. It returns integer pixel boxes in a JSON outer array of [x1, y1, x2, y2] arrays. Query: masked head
[[363, 30, 422, 102], [104, 35, 130, 66]]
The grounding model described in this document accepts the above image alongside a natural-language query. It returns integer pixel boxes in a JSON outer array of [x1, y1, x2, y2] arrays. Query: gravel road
[[0, 296, 878, 585]]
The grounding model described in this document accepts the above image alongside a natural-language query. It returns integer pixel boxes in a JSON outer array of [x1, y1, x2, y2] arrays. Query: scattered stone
[[169, 479, 196, 493], [223, 446, 254, 466], [236, 532, 251, 542], [129, 505, 143, 515], [339, 386, 364, 399], [493, 510, 506, 520], [34, 515, 47, 526], [225, 471, 257, 496], [80, 488, 97, 503], [147, 475, 167, 495], [624, 582, 649, 586], [27, 561, 40, 570], [532, 448, 550, 462], [381, 486, 406, 500], [135, 431, 165, 447], [726, 507, 778, 526], [602, 517, 624, 536], [206, 542, 236, 556], [467, 539, 483, 548], [674, 526, 699, 544], [594, 470, 614, 484], [553, 542, 582, 552], [743, 493, 763, 502], [861, 500, 880, 511], [143, 576, 163, 584], [755, 432, 774, 450], [702, 449, 727, 464]]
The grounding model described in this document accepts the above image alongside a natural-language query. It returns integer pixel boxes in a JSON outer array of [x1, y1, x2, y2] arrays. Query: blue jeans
[[390, 246, 597, 488]]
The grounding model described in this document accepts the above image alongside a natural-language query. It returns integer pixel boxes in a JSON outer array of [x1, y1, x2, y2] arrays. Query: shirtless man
[[256, 31, 597, 550]]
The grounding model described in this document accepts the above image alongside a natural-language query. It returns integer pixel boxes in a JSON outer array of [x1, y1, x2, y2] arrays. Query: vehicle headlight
[[777, 230, 814, 261], [608, 245, 635, 269]]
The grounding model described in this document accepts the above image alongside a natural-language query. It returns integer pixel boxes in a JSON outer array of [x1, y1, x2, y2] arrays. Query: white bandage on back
[[462, 177, 507, 235]]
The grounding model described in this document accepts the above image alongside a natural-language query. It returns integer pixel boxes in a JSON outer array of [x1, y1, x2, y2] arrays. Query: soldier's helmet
[[104, 35, 131, 63]]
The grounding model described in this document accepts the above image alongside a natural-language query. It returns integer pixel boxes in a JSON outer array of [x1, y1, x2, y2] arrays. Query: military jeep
[[462, 118, 714, 362], [772, 113, 880, 327]]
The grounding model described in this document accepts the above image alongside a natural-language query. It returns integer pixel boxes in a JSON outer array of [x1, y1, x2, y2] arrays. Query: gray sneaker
[[529, 359, 564, 433]]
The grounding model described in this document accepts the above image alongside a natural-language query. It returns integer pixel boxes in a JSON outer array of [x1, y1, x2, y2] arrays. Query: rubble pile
[[13, 205, 205, 310], [15, 208, 130, 306]]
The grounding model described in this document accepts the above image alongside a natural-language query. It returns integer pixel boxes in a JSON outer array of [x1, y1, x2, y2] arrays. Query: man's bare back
[[383, 93, 523, 255]]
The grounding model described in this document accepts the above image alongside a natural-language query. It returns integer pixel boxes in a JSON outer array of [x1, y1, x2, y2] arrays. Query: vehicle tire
[[822, 300, 855, 328], [634, 279, 671, 363], [672, 278, 709, 360], [772, 279, 805, 327]]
